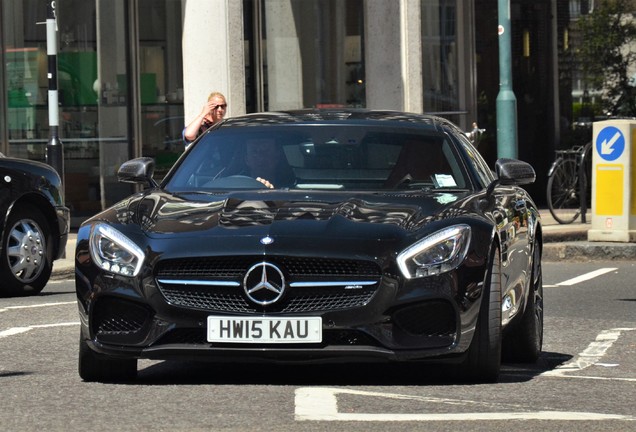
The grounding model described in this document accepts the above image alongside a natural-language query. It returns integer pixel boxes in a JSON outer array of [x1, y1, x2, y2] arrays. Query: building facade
[[1, 0, 577, 224]]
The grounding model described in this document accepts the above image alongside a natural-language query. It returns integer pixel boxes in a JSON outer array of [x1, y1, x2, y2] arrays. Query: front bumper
[[76, 266, 483, 364]]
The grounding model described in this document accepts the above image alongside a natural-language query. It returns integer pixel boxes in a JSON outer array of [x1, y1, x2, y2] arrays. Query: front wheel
[[547, 158, 582, 224], [0, 204, 52, 297], [502, 242, 543, 362], [458, 245, 502, 383]]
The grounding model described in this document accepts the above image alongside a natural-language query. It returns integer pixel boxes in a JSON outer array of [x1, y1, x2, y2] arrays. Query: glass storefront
[[138, 0, 184, 178], [422, 0, 460, 118], [1, 0, 475, 225], [1, 0, 184, 224], [244, 0, 365, 112]]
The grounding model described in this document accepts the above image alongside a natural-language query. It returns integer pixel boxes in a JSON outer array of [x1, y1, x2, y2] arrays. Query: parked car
[[75, 109, 543, 383], [0, 154, 70, 296]]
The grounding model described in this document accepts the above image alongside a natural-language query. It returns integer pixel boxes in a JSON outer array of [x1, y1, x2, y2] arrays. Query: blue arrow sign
[[596, 126, 625, 162]]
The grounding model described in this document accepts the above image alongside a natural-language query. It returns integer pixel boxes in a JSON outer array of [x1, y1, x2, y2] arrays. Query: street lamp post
[[45, 0, 64, 196], [496, 0, 518, 159]]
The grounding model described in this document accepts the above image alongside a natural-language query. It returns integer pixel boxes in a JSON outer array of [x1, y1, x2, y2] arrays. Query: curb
[[543, 241, 636, 262], [50, 267, 75, 281]]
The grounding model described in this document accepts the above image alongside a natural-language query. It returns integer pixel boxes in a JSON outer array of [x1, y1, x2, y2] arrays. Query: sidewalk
[[50, 209, 636, 280], [540, 210, 636, 261]]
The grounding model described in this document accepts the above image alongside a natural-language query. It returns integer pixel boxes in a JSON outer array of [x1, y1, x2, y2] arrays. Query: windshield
[[164, 125, 470, 192]]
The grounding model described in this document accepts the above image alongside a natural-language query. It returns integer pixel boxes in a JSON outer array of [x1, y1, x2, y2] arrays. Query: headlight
[[397, 225, 471, 279], [89, 224, 145, 277]]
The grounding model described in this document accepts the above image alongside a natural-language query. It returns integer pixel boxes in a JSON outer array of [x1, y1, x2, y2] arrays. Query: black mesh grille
[[156, 257, 254, 279], [158, 284, 376, 313], [155, 256, 381, 313], [279, 257, 380, 278], [92, 297, 152, 344], [156, 256, 381, 279], [160, 286, 254, 312]]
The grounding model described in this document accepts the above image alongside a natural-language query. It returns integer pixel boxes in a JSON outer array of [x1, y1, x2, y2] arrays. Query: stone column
[[364, 0, 403, 110], [400, 0, 423, 113], [182, 0, 245, 123], [264, 0, 303, 110]]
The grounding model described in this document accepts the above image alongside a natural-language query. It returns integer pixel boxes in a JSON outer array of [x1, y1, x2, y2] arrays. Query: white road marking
[[0, 322, 79, 339], [555, 268, 617, 286], [542, 327, 636, 378], [0, 301, 76, 313], [294, 387, 635, 421], [549, 375, 636, 383]]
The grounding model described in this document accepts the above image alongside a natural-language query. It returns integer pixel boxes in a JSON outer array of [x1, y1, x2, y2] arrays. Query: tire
[[458, 245, 502, 383], [79, 335, 137, 383], [502, 242, 544, 363], [546, 158, 582, 224], [0, 204, 52, 297]]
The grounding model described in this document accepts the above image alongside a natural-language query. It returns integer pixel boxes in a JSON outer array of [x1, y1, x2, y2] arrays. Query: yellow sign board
[[595, 164, 623, 215]]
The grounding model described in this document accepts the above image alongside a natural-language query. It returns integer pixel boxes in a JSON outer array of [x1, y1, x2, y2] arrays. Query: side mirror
[[495, 158, 536, 185], [117, 157, 158, 188]]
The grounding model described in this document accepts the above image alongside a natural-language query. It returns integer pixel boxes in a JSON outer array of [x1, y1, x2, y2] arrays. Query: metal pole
[[45, 0, 64, 196], [0, 2, 9, 155], [496, 0, 518, 159]]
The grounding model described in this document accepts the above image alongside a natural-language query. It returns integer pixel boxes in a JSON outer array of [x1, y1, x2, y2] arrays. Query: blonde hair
[[208, 92, 226, 102]]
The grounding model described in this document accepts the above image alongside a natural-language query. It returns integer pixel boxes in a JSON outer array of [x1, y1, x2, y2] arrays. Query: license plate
[[207, 316, 322, 343]]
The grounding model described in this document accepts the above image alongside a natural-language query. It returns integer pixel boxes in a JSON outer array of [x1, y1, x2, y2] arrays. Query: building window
[[244, 0, 365, 113], [422, 0, 459, 116], [137, 0, 184, 179], [1, 0, 133, 223]]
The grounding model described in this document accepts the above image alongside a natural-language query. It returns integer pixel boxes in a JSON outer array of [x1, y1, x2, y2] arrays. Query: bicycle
[[546, 141, 592, 224]]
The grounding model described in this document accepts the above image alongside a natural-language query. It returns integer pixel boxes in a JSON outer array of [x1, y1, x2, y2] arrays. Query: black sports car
[[0, 154, 70, 296], [75, 110, 543, 383]]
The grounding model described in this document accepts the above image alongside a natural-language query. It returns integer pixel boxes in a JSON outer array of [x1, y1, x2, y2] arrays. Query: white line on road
[[0, 301, 76, 313], [0, 322, 79, 339], [542, 327, 636, 378], [547, 375, 636, 382], [555, 268, 617, 286], [294, 387, 635, 421]]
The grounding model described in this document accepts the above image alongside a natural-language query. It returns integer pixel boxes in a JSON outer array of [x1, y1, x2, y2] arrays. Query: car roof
[[219, 109, 451, 130]]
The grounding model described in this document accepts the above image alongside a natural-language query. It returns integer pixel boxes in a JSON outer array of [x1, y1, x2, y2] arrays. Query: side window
[[457, 134, 494, 187]]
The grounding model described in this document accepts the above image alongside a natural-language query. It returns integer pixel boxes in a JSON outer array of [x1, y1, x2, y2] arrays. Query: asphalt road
[[1, 261, 635, 432]]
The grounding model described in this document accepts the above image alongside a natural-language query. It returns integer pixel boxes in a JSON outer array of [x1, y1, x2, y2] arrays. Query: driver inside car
[[243, 138, 295, 188]]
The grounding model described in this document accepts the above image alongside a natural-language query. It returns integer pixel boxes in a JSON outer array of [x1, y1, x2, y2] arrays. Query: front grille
[[159, 284, 377, 313], [155, 256, 381, 313], [279, 257, 380, 278], [156, 257, 254, 279], [156, 256, 381, 279]]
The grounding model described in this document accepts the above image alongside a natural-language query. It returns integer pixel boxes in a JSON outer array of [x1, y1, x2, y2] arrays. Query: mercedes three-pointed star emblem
[[243, 262, 285, 306]]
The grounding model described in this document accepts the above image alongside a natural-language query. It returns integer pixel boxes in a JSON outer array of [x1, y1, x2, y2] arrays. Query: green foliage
[[575, 0, 636, 116], [572, 101, 602, 118]]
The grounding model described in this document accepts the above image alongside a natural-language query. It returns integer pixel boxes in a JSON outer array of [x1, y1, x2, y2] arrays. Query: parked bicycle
[[546, 141, 592, 224]]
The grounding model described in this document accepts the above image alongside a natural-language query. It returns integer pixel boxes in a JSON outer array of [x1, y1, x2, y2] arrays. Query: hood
[[128, 190, 470, 232], [94, 189, 474, 258]]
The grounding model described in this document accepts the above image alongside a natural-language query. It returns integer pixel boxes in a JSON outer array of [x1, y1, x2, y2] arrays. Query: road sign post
[[588, 119, 636, 242], [45, 0, 64, 199], [496, 0, 518, 159]]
